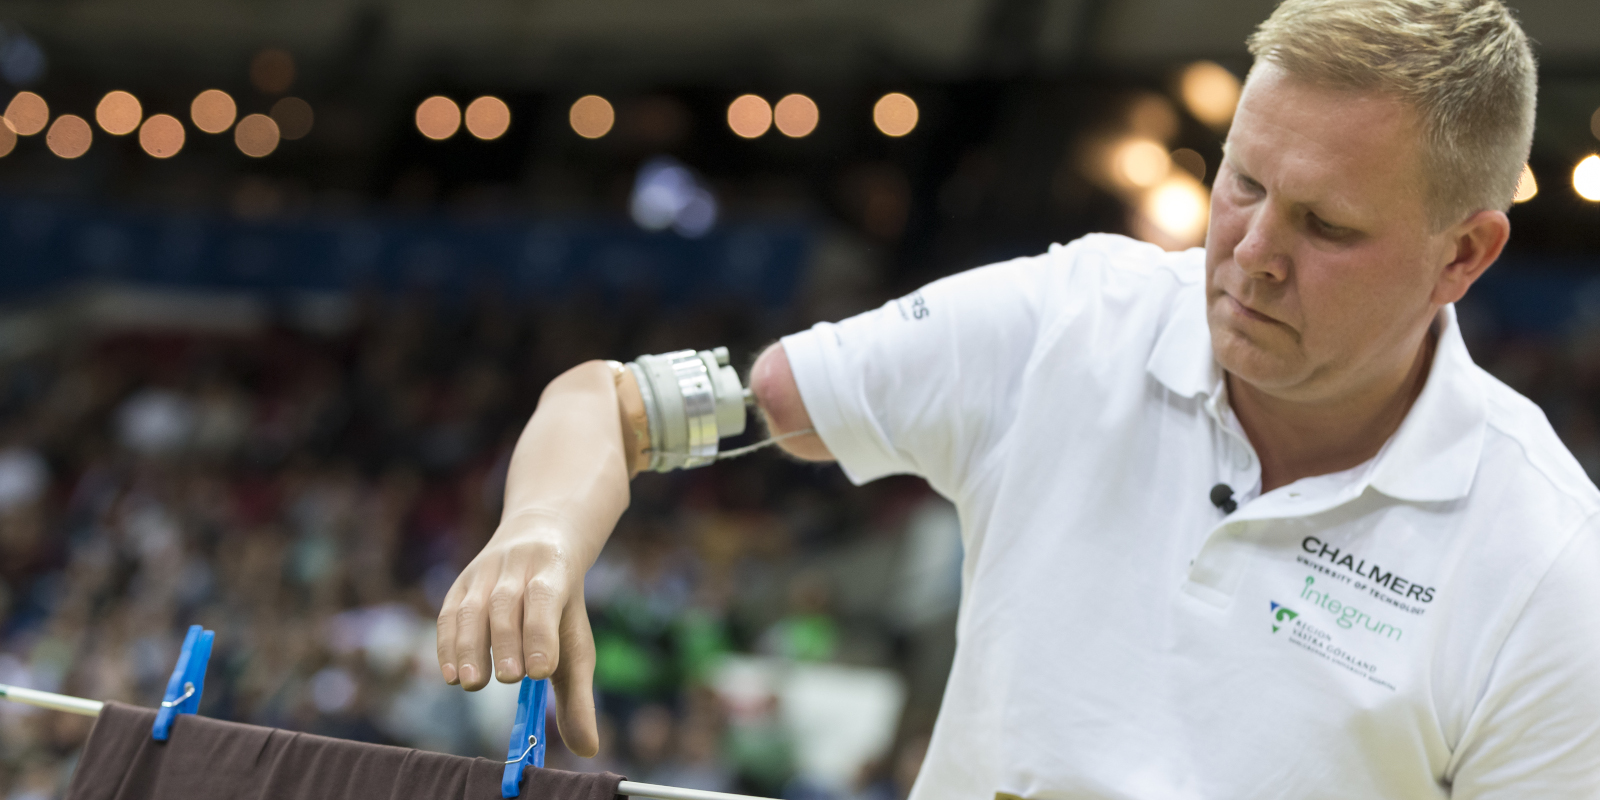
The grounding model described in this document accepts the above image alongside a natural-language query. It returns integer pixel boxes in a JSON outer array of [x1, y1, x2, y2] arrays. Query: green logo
[[1300, 576, 1403, 641], [1270, 601, 1298, 633]]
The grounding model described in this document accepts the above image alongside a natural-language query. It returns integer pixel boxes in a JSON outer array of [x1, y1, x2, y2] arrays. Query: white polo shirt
[[781, 234, 1600, 799]]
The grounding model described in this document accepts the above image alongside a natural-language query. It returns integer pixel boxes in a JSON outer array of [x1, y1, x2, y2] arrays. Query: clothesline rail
[[0, 683, 774, 800]]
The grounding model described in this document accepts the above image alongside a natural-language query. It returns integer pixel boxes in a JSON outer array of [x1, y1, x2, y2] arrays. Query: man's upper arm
[[1447, 518, 1600, 797], [768, 248, 1075, 493], [751, 342, 834, 462]]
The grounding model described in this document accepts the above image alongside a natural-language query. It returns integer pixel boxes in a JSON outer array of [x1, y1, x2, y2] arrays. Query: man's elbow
[[750, 343, 834, 462]]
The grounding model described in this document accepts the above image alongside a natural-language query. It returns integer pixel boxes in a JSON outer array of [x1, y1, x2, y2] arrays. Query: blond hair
[[1247, 0, 1536, 229]]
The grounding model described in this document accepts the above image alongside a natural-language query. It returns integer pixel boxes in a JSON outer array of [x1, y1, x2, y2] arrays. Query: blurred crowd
[[0, 288, 962, 800]]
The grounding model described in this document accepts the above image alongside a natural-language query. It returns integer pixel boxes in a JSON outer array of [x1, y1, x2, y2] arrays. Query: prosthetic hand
[[435, 347, 803, 757]]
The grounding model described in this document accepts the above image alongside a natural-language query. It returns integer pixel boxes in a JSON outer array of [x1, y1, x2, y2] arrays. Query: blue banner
[[0, 195, 811, 307]]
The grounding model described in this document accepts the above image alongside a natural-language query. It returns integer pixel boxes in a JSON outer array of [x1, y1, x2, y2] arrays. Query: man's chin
[[1212, 336, 1304, 393]]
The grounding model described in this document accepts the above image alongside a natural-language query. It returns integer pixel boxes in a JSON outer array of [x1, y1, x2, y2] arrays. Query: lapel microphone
[[1210, 483, 1238, 514]]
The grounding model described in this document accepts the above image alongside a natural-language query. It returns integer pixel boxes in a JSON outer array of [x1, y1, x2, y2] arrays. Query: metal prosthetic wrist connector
[[626, 347, 752, 472]]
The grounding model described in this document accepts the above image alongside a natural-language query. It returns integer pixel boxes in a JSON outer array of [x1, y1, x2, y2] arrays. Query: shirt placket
[[1185, 391, 1376, 606], [1182, 389, 1262, 606]]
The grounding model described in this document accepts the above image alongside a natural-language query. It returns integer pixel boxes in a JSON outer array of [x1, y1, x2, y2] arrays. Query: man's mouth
[[1221, 292, 1282, 326]]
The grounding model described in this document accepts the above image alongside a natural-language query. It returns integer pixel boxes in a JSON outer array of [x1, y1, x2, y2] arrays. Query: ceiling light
[[415, 96, 461, 140], [1512, 163, 1536, 203], [235, 113, 280, 157], [95, 91, 142, 135], [727, 94, 772, 139], [874, 93, 918, 137], [1180, 61, 1240, 128], [46, 114, 91, 158], [1574, 155, 1600, 202], [774, 94, 819, 138], [465, 96, 511, 140], [191, 90, 237, 134], [569, 95, 614, 139], [4, 91, 48, 136], [139, 114, 185, 158]]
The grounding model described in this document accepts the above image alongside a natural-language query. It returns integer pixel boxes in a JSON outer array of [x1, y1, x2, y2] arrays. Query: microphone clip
[[1209, 484, 1238, 515]]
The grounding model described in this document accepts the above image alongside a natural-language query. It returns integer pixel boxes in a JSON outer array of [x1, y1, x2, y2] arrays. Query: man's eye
[[1309, 215, 1350, 238], [1234, 175, 1263, 195]]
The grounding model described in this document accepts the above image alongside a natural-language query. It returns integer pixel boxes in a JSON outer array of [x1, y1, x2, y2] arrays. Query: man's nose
[[1233, 207, 1289, 282]]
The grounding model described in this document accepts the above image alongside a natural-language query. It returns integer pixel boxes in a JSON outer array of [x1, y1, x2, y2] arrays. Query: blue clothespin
[[500, 677, 549, 798], [152, 625, 215, 741]]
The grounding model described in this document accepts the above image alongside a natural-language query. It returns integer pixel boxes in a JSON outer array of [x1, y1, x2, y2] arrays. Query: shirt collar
[[1366, 305, 1486, 503], [1147, 286, 1486, 503], [1146, 281, 1218, 400]]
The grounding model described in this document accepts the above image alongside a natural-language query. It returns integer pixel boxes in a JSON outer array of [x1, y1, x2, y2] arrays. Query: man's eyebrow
[[1219, 140, 1371, 229]]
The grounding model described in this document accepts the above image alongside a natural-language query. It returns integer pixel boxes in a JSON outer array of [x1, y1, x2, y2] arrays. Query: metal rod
[[0, 684, 104, 716], [0, 684, 774, 800], [616, 782, 773, 800]]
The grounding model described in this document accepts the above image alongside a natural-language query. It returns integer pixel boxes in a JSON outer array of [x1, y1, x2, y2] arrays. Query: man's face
[[1206, 62, 1454, 404]]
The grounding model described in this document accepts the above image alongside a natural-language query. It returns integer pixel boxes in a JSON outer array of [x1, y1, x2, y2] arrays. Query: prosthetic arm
[[436, 345, 814, 759]]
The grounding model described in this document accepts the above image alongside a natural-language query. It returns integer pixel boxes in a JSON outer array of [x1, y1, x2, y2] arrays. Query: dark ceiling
[[2, 0, 1597, 87]]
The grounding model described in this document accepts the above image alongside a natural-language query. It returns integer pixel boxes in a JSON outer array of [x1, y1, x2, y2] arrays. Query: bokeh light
[[873, 93, 918, 137], [1180, 61, 1240, 128], [630, 156, 718, 237], [270, 97, 314, 141], [95, 91, 142, 135], [0, 30, 45, 87], [1129, 94, 1178, 143], [1113, 139, 1171, 188], [4, 91, 49, 136], [138, 114, 185, 158], [1575, 155, 1600, 202], [0, 118, 15, 158], [727, 94, 772, 139], [235, 113, 280, 157], [465, 96, 511, 140], [46, 114, 92, 159], [774, 94, 819, 138], [415, 96, 461, 141], [1591, 107, 1599, 142], [1143, 174, 1210, 243], [251, 48, 295, 94], [1170, 147, 1206, 182], [569, 95, 614, 139], [191, 90, 237, 134], [1512, 163, 1537, 204]]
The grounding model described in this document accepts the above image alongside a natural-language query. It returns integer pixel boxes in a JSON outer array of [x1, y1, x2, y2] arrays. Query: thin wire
[[160, 682, 195, 708], [713, 428, 815, 461], [504, 733, 537, 764]]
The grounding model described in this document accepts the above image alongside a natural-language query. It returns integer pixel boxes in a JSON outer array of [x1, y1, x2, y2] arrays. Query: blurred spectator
[[114, 388, 196, 456], [758, 572, 837, 663], [0, 291, 945, 798], [0, 446, 48, 514]]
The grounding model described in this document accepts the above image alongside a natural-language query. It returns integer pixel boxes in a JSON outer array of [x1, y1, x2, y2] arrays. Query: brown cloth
[[63, 702, 624, 800]]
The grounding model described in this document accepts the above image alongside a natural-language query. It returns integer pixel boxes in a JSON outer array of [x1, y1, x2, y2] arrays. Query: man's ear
[[1431, 209, 1510, 306]]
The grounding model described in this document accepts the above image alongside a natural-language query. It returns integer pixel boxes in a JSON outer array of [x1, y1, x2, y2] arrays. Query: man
[[437, 0, 1600, 795]]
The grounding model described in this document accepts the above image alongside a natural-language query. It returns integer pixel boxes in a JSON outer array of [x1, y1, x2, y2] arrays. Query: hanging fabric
[[0, 682, 769, 800], [63, 702, 624, 800]]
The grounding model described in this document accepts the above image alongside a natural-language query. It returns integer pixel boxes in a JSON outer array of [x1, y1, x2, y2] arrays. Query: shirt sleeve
[[781, 243, 1074, 496], [1446, 515, 1600, 797]]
